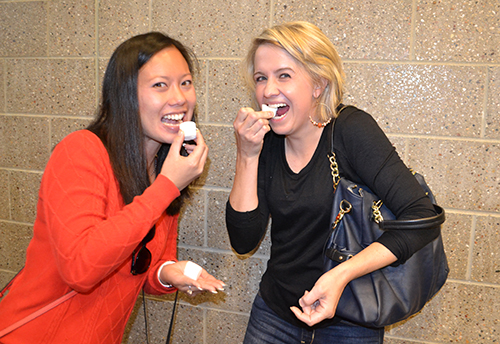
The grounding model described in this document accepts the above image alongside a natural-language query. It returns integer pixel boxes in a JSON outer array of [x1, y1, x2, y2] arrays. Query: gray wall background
[[1, 0, 499, 343]]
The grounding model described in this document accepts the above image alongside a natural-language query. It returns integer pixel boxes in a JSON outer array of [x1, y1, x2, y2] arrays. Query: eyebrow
[[166, 72, 192, 78], [149, 72, 193, 81], [253, 67, 294, 77]]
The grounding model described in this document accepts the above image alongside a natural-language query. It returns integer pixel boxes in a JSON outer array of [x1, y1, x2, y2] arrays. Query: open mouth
[[161, 113, 185, 125], [263, 103, 289, 119]]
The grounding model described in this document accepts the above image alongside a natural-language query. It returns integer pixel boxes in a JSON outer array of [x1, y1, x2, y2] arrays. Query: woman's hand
[[290, 267, 348, 326], [228, 107, 273, 211], [233, 107, 274, 159], [160, 129, 208, 191], [291, 242, 398, 326], [159, 261, 225, 297]]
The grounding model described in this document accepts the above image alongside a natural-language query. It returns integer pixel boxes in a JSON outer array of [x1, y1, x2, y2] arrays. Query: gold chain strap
[[329, 108, 384, 224], [328, 153, 340, 191], [329, 150, 385, 223], [372, 200, 384, 223]]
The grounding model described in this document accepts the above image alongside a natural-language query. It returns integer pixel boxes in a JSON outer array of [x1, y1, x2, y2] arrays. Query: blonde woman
[[226, 22, 438, 343]]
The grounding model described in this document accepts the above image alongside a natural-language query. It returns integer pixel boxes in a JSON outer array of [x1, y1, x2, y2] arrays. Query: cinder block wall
[[1, 1, 499, 343]]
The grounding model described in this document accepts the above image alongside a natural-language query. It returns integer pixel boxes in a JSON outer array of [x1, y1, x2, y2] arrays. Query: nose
[[168, 85, 186, 106], [263, 77, 279, 98]]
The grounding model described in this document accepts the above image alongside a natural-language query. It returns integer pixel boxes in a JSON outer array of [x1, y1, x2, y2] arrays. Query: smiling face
[[137, 46, 196, 158], [253, 44, 321, 137]]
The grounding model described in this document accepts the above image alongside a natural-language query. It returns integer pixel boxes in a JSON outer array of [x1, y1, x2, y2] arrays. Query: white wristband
[[184, 261, 202, 280], [158, 261, 176, 288]]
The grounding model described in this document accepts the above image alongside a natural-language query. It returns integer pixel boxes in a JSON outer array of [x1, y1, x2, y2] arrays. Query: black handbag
[[323, 108, 449, 328]]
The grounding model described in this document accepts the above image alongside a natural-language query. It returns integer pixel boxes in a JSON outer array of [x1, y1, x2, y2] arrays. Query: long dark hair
[[87, 32, 198, 214]]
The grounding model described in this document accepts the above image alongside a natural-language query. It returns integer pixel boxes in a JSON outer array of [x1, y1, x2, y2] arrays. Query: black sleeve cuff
[[226, 200, 268, 255]]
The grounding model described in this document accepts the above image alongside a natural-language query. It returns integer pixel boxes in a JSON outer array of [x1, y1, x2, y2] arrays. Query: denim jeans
[[243, 293, 384, 344]]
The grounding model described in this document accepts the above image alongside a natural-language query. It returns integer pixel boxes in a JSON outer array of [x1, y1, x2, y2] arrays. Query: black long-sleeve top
[[226, 106, 439, 328]]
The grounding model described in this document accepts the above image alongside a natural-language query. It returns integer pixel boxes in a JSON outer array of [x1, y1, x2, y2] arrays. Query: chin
[[156, 132, 177, 145]]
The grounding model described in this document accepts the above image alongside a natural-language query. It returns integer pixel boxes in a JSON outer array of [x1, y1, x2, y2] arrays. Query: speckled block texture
[[0, 0, 499, 343]]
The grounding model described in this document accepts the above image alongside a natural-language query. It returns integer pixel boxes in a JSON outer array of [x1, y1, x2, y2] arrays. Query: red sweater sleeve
[[40, 130, 181, 293]]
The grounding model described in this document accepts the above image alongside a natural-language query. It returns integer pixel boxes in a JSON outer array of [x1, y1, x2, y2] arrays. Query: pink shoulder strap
[[0, 290, 77, 338]]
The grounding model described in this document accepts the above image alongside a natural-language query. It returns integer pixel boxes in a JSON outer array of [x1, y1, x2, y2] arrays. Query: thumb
[[170, 129, 185, 153], [300, 289, 319, 308]]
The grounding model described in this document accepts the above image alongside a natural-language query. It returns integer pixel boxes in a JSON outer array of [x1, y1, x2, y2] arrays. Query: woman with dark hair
[[0, 32, 224, 343]]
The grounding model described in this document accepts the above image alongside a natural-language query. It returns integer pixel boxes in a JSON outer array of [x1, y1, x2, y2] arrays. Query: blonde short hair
[[243, 21, 345, 122]]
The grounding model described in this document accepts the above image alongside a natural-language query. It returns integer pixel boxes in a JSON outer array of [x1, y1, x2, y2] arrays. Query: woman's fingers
[[234, 108, 273, 137], [233, 107, 273, 158], [161, 261, 224, 297], [160, 130, 208, 190]]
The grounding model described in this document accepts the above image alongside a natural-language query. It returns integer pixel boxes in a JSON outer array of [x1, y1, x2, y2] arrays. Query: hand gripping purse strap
[[330, 105, 445, 231], [0, 290, 77, 338]]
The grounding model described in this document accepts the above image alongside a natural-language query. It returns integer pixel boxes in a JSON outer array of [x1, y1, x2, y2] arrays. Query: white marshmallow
[[261, 104, 277, 117], [183, 261, 202, 280], [179, 121, 197, 141]]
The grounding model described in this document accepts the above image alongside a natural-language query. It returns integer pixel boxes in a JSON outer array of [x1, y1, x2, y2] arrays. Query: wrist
[[158, 261, 176, 288], [327, 260, 356, 287], [235, 153, 260, 169]]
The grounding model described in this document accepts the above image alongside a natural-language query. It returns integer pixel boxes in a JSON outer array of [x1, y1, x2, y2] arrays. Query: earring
[[309, 102, 334, 128], [309, 116, 332, 128]]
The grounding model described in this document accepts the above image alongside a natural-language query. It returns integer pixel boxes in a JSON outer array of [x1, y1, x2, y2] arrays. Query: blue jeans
[[244, 293, 384, 344]]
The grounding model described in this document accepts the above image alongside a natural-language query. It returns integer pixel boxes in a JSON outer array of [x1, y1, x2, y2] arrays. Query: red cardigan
[[0, 130, 180, 343]]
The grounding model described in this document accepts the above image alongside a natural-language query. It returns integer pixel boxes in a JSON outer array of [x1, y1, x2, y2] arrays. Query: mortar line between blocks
[[148, 0, 153, 32], [465, 215, 476, 280], [481, 67, 489, 138], [410, 0, 418, 61], [204, 59, 210, 122], [269, 0, 275, 27], [203, 308, 207, 344], [204, 189, 209, 247]]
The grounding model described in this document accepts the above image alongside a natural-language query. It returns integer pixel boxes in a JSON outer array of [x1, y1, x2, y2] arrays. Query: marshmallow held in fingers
[[184, 261, 203, 280], [261, 104, 277, 117], [179, 121, 197, 141]]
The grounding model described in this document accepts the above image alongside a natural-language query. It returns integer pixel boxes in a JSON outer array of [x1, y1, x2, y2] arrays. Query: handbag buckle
[[332, 200, 352, 230], [329, 249, 353, 263]]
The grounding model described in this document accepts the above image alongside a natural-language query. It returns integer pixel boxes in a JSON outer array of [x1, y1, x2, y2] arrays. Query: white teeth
[[266, 103, 287, 109], [162, 113, 185, 121], [262, 103, 287, 118]]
